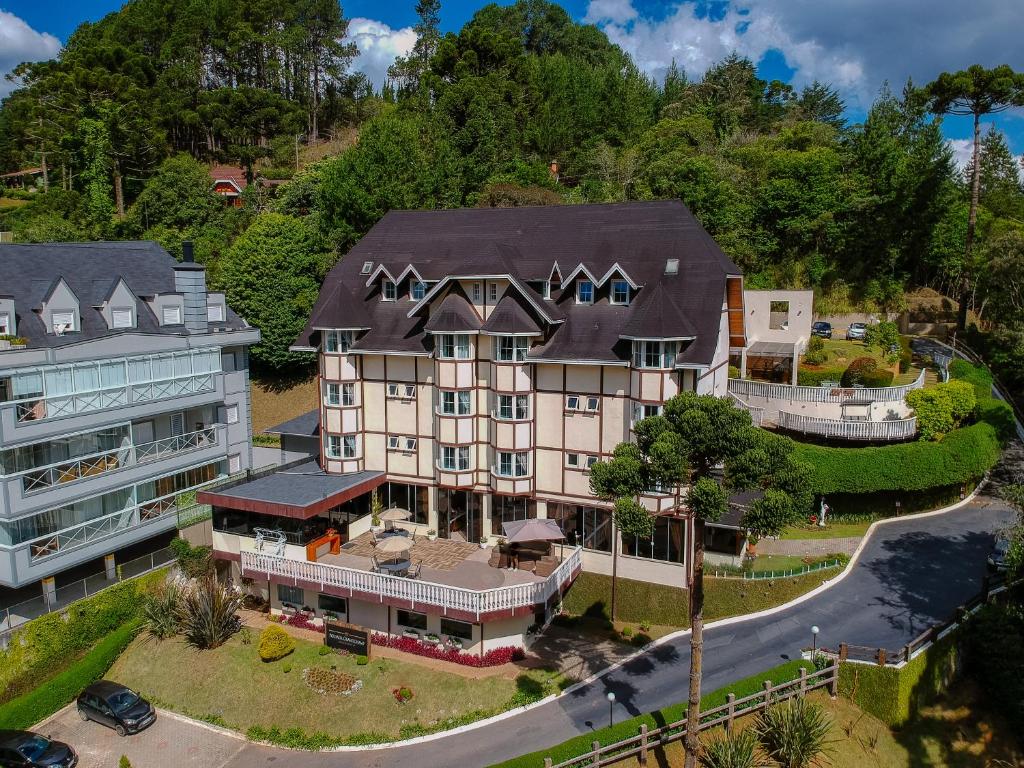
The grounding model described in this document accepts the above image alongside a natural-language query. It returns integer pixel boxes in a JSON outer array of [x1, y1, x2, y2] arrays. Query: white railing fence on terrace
[[777, 411, 917, 441], [727, 368, 925, 404], [728, 392, 764, 425], [241, 546, 583, 619]]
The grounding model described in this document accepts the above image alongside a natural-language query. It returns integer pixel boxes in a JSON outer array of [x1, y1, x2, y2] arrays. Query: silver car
[[988, 536, 1010, 572], [846, 322, 867, 341]]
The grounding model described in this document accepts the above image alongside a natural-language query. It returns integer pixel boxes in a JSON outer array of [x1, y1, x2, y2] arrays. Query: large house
[[0, 241, 258, 598], [207, 201, 786, 654]]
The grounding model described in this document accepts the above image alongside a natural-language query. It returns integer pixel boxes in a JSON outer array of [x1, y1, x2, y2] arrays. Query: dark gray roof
[[296, 201, 740, 367], [422, 292, 481, 334], [481, 294, 543, 336], [264, 409, 320, 437], [0, 241, 247, 348], [620, 282, 697, 341]]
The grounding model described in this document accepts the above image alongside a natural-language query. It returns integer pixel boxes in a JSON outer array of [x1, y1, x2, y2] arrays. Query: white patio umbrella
[[380, 507, 412, 521], [375, 535, 413, 554]]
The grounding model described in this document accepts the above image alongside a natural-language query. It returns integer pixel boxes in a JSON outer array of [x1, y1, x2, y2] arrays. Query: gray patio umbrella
[[502, 519, 566, 563]]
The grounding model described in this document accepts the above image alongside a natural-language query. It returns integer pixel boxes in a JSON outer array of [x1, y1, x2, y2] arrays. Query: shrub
[[259, 625, 296, 662], [907, 387, 955, 441], [699, 729, 757, 768], [807, 336, 825, 354], [119, 757, 132, 768], [797, 366, 846, 386], [802, 349, 827, 366], [840, 356, 878, 387], [864, 321, 901, 361], [282, 663, 292, 674], [355, 655, 369, 665], [175, 575, 242, 649], [753, 697, 831, 768], [728, 364, 740, 378], [371, 634, 524, 667], [392, 686, 414, 703], [143, 579, 182, 640], [282, 614, 325, 633], [860, 367, 894, 387], [943, 379, 977, 423], [169, 538, 214, 578], [318, 646, 331, 656]]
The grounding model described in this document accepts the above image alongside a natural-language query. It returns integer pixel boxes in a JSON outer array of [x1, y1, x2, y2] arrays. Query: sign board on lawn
[[325, 621, 371, 657]]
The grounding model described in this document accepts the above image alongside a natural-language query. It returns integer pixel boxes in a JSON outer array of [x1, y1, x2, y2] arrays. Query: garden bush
[[840, 356, 879, 387], [371, 634, 524, 667], [258, 624, 296, 661], [906, 387, 955, 440], [0, 620, 142, 730], [797, 366, 846, 387], [169, 537, 214, 578]]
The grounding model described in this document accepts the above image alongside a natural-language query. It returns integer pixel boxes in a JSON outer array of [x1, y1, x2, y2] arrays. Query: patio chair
[[370, 529, 379, 545], [370, 554, 381, 572], [406, 561, 422, 579]]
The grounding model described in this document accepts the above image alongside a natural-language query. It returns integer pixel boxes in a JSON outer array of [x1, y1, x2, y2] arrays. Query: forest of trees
[[1, 0, 1022, 376]]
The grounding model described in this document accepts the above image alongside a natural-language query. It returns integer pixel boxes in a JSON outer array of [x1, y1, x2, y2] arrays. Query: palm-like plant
[[175, 574, 242, 649], [754, 697, 832, 768], [698, 729, 757, 768], [143, 580, 183, 639]]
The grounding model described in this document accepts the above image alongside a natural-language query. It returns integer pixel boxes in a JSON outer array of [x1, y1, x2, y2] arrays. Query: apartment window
[[161, 306, 181, 326], [397, 609, 427, 631], [441, 618, 473, 641], [208, 303, 225, 322], [496, 336, 528, 362], [319, 595, 347, 616], [326, 435, 342, 458], [342, 435, 357, 458], [634, 403, 663, 422], [565, 395, 580, 411], [472, 283, 481, 302], [225, 404, 239, 424], [566, 453, 579, 468], [52, 311, 76, 332], [326, 383, 341, 406], [585, 455, 598, 469], [405, 437, 417, 451], [438, 334, 470, 360], [382, 280, 397, 301], [441, 390, 471, 416], [411, 281, 427, 301], [497, 394, 528, 420], [111, 308, 134, 329], [490, 495, 536, 535], [576, 280, 594, 304], [497, 451, 529, 478], [633, 340, 678, 369], [441, 445, 470, 471], [342, 383, 355, 406], [585, 396, 599, 412], [488, 283, 498, 302], [611, 280, 630, 305], [548, 503, 613, 552], [388, 435, 400, 450], [324, 330, 353, 353], [387, 383, 416, 399], [0, 312, 9, 335], [622, 515, 685, 563], [277, 584, 304, 606], [228, 454, 241, 474]]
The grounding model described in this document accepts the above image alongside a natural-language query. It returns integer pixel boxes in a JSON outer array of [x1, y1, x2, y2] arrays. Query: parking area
[[41, 705, 248, 768]]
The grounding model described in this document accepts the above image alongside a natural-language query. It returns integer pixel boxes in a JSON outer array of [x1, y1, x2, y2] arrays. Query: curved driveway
[[45, 495, 1013, 768]]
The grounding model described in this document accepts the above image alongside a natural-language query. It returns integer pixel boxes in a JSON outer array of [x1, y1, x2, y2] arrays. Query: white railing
[[728, 368, 925, 404], [241, 546, 583, 619], [728, 392, 764, 425], [777, 410, 917, 441], [19, 427, 220, 493]]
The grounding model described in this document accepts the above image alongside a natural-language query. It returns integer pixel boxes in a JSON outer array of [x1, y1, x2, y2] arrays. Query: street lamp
[[606, 691, 616, 728], [811, 625, 820, 659]]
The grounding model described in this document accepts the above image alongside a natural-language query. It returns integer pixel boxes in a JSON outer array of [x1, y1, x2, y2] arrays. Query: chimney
[[173, 241, 208, 332]]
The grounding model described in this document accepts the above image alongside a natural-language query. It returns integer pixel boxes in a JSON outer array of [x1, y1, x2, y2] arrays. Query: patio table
[[377, 559, 411, 576], [378, 528, 409, 538]]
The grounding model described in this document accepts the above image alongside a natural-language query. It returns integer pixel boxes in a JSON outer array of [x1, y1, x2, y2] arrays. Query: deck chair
[[406, 561, 422, 579]]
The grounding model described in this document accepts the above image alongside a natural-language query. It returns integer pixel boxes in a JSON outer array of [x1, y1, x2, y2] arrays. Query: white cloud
[[947, 139, 974, 173], [345, 17, 416, 90], [0, 10, 61, 97]]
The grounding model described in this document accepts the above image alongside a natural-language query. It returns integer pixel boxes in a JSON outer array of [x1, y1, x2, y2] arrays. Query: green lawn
[[108, 632, 566, 744], [780, 519, 875, 539]]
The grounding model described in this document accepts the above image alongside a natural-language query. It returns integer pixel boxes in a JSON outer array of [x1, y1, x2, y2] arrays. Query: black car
[[811, 321, 832, 339], [76, 681, 156, 737], [0, 731, 77, 767]]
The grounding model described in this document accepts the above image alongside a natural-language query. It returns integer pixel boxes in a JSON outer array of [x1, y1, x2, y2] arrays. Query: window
[[611, 280, 630, 305], [472, 283, 481, 302], [490, 495, 536, 534], [438, 334, 470, 360], [497, 394, 528, 420], [548, 503, 613, 552], [361, 261, 373, 275], [497, 452, 512, 476], [318, 595, 347, 615], [277, 584, 304, 606], [342, 435, 357, 458], [324, 330, 353, 353], [634, 403, 663, 422], [388, 435, 400, 450], [566, 453, 579, 468], [326, 435, 342, 458], [488, 283, 498, 301], [496, 336, 528, 362], [161, 306, 181, 325], [207, 303, 224, 322], [440, 390, 471, 416], [576, 280, 594, 304], [586, 396, 599, 412], [52, 311, 75, 332], [0, 313, 9, 335], [326, 383, 341, 406], [387, 383, 414, 399], [769, 300, 790, 330], [342, 383, 355, 406], [382, 280, 397, 301], [229, 454, 241, 474], [441, 618, 473, 641], [585, 455, 598, 469], [225, 404, 239, 424], [411, 281, 426, 301], [441, 445, 470, 471], [622, 515, 686, 563], [397, 609, 427, 630], [111, 308, 133, 329], [405, 437, 417, 451], [566, 395, 579, 411], [633, 340, 678, 369]]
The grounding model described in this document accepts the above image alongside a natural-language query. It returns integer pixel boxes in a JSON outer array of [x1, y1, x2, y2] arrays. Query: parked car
[[811, 321, 832, 339], [988, 535, 1010, 572], [846, 322, 867, 341], [0, 731, 77, 767], [76, 681, 155, 737]]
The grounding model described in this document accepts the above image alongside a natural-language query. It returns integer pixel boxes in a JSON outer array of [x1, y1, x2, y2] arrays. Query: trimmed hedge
[[838, 631, 959, 727], [488, 660, 814, 768], [0, 569, 165, 705], [797, 366, 846, 386], [0, 620, 143, 730]]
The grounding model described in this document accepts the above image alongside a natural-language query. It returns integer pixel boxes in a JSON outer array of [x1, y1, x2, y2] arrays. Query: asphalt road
[[43, 495, 1013, 768]]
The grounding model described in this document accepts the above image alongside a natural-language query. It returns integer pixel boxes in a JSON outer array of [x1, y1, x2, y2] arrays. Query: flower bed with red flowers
[[371, 633, 524, 667], [281, 614, 325, 633]]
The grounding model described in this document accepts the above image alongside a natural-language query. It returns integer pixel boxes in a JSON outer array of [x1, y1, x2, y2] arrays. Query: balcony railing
[[728, 369, 925, 405], [777, 411, 917, 441], [728, 393, 764, 426], [20, 427, 220, 494], [241, 546, 583, 619]]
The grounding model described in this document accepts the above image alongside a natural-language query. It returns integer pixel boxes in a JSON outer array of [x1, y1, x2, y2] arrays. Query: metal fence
[[0, 547, 175, 646], [709, 558, 845, 580]]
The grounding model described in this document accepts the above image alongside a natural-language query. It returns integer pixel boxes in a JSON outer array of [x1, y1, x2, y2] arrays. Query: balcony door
[[437, 489, 482, 543]]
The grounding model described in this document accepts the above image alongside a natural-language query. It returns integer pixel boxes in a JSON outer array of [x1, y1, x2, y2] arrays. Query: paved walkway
[[757, 535, 862, 556]]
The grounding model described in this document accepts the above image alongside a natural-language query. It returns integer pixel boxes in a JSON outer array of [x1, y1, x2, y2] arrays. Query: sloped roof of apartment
[[480, 294, 543, 336], [423, 292, 482, 334], [295, 200, 740, 366], [0, 240, 247, 348], [264, 409, 320, 438]]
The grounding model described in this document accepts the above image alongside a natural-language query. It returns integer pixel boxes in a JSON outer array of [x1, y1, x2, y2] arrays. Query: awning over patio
[[198, 461, 384, 520], [746, 340, 797, 357]]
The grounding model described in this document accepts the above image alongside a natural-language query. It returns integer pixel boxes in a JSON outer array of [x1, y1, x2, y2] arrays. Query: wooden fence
[[542, 663, 838, 768]]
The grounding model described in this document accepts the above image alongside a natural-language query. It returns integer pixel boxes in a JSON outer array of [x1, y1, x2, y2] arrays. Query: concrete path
[[42, 492, 1012, 768], [757, 536, 862, 556]]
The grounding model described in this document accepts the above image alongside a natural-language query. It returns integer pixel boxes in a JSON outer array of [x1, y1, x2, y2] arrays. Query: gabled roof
[[311, 283, 371, 330], [619, 282, 697, 341], [423, 292, 481, 334], [481, 294, 543, 336]]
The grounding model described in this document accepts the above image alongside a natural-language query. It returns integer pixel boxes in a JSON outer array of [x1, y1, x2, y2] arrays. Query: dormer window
[[161, 306, 182, 325], [324, 330, 353, 353], [633, 340, 678, 369], [472, 283, 481, 302], [382, 280, 397, 301], [576, 280, 594, 304], [411, 281, 426, 301], [52, 311, 76, 333], [611, 280, 630, 305], [111, 308, 134, 329], [207, 303, 224, 322]]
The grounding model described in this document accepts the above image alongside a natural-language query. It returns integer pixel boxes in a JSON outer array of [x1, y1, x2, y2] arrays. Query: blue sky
[[2, 0, 1022, 166]]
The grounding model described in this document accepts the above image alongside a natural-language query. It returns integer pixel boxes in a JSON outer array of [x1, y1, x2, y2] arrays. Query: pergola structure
[[741, 340, 799, 384]]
